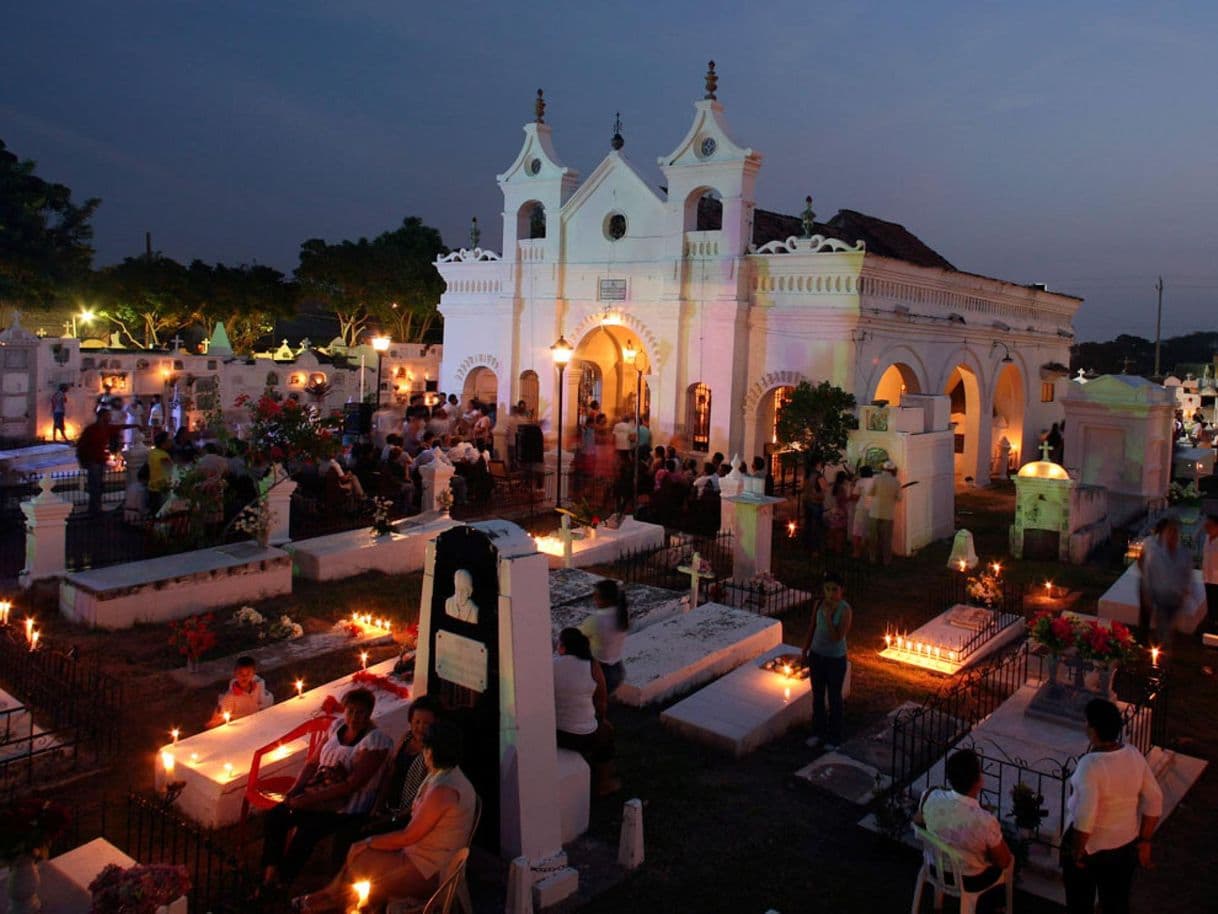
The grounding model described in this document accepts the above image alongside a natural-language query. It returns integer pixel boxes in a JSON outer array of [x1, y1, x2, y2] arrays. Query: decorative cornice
[[742, 370, 808, 416], [452, 353, 504, 387], [437, 248, 502, 264], [755, 235, 865, 255]]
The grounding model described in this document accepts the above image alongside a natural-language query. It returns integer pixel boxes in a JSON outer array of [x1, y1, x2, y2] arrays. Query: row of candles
[[883, 631, 960, 664], [1, 601, 42, 652]]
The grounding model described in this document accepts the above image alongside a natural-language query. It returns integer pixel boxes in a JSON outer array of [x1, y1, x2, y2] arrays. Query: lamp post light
[[371, 335, 391, 409], [623, 340, 642, 516], [550, 335, 573, 509], [71, 309, 96, 339]]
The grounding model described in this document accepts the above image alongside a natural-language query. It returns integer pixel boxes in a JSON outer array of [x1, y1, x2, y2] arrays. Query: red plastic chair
[[240, 713, 337, 837]]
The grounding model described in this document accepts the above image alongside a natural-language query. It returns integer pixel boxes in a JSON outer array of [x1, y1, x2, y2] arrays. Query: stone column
[[265, 477, 297, 546], [124, 440, 149, 484], [418, 459, 455, 514], [723, 491, 784, 581], [20, 476, 74, 588]]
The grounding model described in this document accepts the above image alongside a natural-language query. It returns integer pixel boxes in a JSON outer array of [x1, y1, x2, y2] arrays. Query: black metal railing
[[925, 571, 1028, 620], [599, 530, 734, 591], [708, 576, 814, 617], [954, 611, 1026, 665]]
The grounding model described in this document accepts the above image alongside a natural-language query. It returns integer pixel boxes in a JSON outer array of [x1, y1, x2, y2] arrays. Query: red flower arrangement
[[1028, 610, 1076, 654], [0, 798, 71, 861], [1076, 619, 1138, 665], [233, 393, 340, 467], [168, 613, 217, 662], [89, 863, 190, 914], [350, 670, 412, 699]]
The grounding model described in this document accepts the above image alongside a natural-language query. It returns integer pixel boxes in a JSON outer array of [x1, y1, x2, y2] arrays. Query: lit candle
[[223, 710, 232, 726], [190, 753, 199, 763], [1150, 646, 1161, 667], [161, 751, 176, 776], [24, 617, 35, 643], [223, 762, 234, 780], [949, 651, 958, 662], [0, 600, 10, 624], [787, 521, 797, 538], [295, 679, 305, 698], [783, 686, 791, 702], [1044, 580, 1053, 597], [30, 630, 39, 651], [883, 632, 892, 648], [353, 880, 371, 910], [359, 651, 369, 671], [171, 728, 180, 745], [991, 562, 1002, 575], [957, 559, 967, 572]]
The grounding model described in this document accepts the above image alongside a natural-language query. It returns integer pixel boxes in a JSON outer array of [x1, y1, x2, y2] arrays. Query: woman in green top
[[800, 572, 852, 749]]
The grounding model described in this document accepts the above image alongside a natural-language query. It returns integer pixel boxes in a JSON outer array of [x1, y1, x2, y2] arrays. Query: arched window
[[518, 370, 539, 418], [517, 201, 546, 240], [683, 187, 723, 232], [686, 383, 712, 452]]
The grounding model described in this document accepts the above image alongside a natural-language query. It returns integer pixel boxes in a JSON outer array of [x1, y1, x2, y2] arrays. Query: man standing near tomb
[[51, 384, 69, 441], [869, 461, 902, 566], [1061, 699, 1161, 914], [1138, 516, 1192, 650], [1202, 514, 1218, 633], [77, 410, 114, 515]]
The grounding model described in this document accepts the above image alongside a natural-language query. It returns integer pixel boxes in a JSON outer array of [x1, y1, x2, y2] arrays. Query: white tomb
[[1096, 563, 1207, 633], [10, 837, 187, 914], [614, 602, 782, 708], [879, 604, 1024, 675], [531, 516, 665, 569], [154, 658, 412, 829], [288, 513, 459, 581], [660, 644, 852, 757], [59, 542, 292, 629]]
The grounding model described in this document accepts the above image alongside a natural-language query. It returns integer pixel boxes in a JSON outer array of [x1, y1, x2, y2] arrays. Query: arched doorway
[[462, 367, 498, 412], [752, 385, 794, 464], [945, 364, 982, 480], [518, 370, 539, 419], [991, 361, 1025, 475], [563, 325, 651, 446], [874, 362, 921, 406]]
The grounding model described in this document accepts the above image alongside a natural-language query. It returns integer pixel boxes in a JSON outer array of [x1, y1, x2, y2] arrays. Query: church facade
[[435, 71, 1082, 485]]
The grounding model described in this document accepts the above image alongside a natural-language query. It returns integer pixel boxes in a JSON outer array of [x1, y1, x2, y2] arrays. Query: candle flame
[[1150, 646, 1161, 666], [354, 880, 371, 907], [223, 762, 234, 779], [223, 711, 232, 725], [161, 751, 176, 774], [171, 728, 180, 744]]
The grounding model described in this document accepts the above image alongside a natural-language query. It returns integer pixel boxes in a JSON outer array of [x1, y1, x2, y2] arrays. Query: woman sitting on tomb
[[553, 627, 619, 795], [291, 720, 476, 912], [258, 688, 392, 895]]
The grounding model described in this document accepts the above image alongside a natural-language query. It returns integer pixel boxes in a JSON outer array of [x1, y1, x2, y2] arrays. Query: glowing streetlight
[[551, 335, 573, 509], [371, 335, 391, 409]]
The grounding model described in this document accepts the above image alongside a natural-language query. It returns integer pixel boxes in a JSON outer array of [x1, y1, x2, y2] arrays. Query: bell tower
[[497, 89, 581, 261]]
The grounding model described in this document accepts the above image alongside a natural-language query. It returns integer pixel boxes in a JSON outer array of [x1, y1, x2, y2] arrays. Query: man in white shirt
[[612, 415, 635, 465], [916, 748, 1012, 912], [1062, 699, 1162, 914], [1202, 514, 1218, 633]]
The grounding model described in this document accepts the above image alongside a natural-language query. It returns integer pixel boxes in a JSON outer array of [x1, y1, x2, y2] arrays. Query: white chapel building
[[435, 67, 1082, 486]]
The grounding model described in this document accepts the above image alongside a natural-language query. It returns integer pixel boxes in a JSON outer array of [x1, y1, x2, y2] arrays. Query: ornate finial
[[469, 217, 481, 249], [800, 195, 816, 238], [704, 60, 718, 100], [534, 89, 546, 124], [610, 112, 624, 150]]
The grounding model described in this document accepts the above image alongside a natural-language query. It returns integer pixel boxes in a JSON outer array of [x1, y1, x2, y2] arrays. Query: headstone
[[721, 491, 783, 581], [617, 798, 644, 869], [414, 522, 578, 901], [418, 458, 455, 514], [946, 530, 978, 571]]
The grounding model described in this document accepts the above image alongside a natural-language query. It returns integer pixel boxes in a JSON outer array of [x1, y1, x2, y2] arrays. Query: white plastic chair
[[910, 824, 1014, 914], [387, 848, 470, 914], [452, 795, 483, 914]]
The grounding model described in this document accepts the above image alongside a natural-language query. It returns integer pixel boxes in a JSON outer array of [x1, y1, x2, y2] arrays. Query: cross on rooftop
[[1040, 440, 1052, 461], [168, 334, 184, 351]]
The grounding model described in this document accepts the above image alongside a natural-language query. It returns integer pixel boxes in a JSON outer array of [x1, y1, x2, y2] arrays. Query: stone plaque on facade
[[435, 629, 488, 692], [598, 278, 627, 301]]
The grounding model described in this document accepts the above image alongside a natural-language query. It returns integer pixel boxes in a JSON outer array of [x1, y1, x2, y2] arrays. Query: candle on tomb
[[171, 728, 180, 745], [161, 751, 176, 776], [296, 679, 305, 698], [787, 520, 797, 539], [0, 599, 11, 625], [957, 559, 967, 572], [190, 753, 199, 763], [30, 630, 39, 651], [353, 880, 371, 910], [24, 617, 35, 642], [360, 651, 369, 671], [783, 686, 791, 702], [223, 762, 234, 780], [1150, 646, 1161, 667], [223, 710, 232, 726]]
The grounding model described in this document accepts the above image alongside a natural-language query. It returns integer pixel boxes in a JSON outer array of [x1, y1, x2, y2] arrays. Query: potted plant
[[0, 798, 71, 914], [1028, 610, 1076, 688], [1075, 619, 1137, 698], [1009, 782, 1047, 841], [369, 496, 395, 537], [89, 862, 190, 914], [168, 613, 218, 673]]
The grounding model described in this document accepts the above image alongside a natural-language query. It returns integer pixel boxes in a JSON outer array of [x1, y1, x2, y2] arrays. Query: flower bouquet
[[232, 497, 274, 548], [1028, 610, 1076, 655], [231, 606, 265, 628], [369, 497, 396, 537], [89, 863, 190, 914], [168, 613, 217, 670], [1075, 619, 1137, 669], [435, 488, 454, 513], [264, 614, 304, 641], [332, 619, 362, 639], [0, 798, 70, 862], [965, 569, 1003, 608]]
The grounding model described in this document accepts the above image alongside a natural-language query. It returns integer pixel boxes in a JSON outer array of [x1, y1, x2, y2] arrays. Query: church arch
[[991, 359, 1026, 473], [873, 363, 922, 406], [462, 366, 498, 410], [684, 186, 724, 232], [685, 382, 712, 453], [944, 361, 983, 481], [518, 370, 539, 417], [742, 370, 809, 462], [517, 201, 546, 240]]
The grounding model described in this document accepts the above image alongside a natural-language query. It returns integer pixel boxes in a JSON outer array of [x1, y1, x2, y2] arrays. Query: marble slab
[[59, 543, 292, 629], [0, 686, 60, 764], [548, 567, 605, 607], [661, 645, 852, 757], [288, 514, 459, 582], [879, 604, 1024, 674], [154, 659, 412, 829], [532, 517, 665, 569], [1097, 563, 1207, 632], [550, 582, 686, 640], [614, 603, 783, 708]]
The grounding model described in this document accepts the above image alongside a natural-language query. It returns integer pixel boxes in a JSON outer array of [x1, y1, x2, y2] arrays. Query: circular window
[[605, 213, 627, 241], [699, 136, 717, 158], [528, 158, 542, 176]]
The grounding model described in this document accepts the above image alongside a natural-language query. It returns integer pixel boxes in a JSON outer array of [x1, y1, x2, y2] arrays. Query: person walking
[[1061, 699, 1162, 914], [51, 384, 69, 441], [1137, 516, 1193, 652], [800, 572, 851, 751], [76, 411, 115, 515], [869, 460, 902, 565], [1202, 514, 1218, 634]]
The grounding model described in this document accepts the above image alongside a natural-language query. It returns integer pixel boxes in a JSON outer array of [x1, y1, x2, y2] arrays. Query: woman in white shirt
[[553, 628, 619, 795], [294, 720, 477, 912], [1062, 699, 1162, 914], [582, 580, 629, 695], [850, 466, 875, 559]]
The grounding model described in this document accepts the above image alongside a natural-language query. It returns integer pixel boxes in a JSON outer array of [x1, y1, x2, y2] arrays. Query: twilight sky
[[4, 1, 1217, 341]]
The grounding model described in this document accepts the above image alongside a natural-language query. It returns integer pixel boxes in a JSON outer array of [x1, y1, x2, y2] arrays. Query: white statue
[[444, 569, 479, 623]]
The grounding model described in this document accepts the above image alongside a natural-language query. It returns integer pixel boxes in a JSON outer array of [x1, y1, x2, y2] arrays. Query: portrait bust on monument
[[445, 569, 479, 623]]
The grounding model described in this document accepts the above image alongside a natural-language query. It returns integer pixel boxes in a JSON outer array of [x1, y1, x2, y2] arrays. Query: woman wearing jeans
[[801, 572, 851, 750]]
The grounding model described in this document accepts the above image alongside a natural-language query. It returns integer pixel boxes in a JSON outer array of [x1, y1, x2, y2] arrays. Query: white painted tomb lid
[[467, 519, 537, 558], [1017, 460, 1069, 480]]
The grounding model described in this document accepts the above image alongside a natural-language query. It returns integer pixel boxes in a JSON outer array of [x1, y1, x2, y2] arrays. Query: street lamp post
[[623, 341, 642, 517], [371, 335, 391, 409], [550, 335, 573, 509], [71, 309, 95, 339]]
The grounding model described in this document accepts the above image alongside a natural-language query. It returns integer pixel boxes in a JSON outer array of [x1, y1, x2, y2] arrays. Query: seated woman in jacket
[[258, 688, 392, 893], [553, 627, 619, 796], [292, 720, 477, 912]]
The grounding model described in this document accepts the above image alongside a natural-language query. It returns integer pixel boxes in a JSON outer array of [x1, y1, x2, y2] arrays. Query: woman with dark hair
[[259, 688, 392, 894], [825, 471, 850, 555], [799, 572, 852, 751], [585, 580, 629, 694], [293, 720, 477, 912], [553, 628, 619, 795]]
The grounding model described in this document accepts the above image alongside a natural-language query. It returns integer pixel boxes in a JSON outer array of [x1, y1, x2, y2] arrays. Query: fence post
[[19, 475, 73, 589], [266, 477, 297, 546]]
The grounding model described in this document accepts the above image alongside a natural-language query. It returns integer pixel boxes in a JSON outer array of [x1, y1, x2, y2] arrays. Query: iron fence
[[708, 576, 814, 617], [926, 571, 1028, 619], [601, 530, 734, 591]]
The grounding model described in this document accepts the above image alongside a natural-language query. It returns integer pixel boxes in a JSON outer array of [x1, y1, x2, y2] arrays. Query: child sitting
[[207, 656, 273, 727]]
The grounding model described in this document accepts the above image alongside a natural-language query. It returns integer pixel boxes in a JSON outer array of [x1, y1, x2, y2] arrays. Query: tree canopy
[[0, 139, 100, 306], [773, 380, 857, 470], [295, 216, 447, 346]]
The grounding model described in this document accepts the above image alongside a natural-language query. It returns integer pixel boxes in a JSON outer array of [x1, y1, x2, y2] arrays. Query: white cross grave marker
[[558, 513, 575, 568], [676, 551, 716, 610]]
